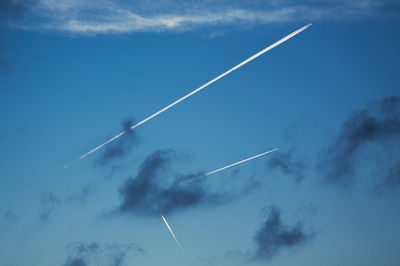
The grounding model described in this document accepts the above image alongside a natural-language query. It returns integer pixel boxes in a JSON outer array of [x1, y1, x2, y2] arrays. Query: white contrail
[[64, 23, 311, 168], [182, 148, 278, 184], [161, 215, 186, 255]]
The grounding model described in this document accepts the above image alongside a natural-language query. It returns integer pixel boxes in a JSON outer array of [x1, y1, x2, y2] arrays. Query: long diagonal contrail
[[64, 24, 311, 169], [182, 148, 278, 184], [161, 215, 186, 255]]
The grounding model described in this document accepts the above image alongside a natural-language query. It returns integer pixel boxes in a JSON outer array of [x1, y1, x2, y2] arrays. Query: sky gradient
[[1, 1, 400, 266]]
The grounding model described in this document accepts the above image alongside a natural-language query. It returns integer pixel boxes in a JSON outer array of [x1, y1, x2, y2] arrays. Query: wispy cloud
[[267, 149, 306, 183], [39, 190, 60, 222], [319, 95, 400, 189], [4, 0, 399, 35], [63, 241, 144, 266]]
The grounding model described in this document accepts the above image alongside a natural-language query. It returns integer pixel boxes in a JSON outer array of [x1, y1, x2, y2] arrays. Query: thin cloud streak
[[182, 148, 278, 184], [161, 215, 185, 255], [206, 148, 278, 176], [65, 24, 309, 168]]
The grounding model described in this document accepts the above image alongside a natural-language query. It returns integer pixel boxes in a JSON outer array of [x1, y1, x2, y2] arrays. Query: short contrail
[[64, 24, 311, 169], [182, 148, 278, 184], [161, 215, 186, 255]]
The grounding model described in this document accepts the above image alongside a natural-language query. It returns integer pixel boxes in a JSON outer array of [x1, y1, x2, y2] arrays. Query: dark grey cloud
[[117, 149, 232, 217], [319, 95, 400, 189], [97, 118, 140, 166], [64, 242, 144, 266], [267, 150, 306, 183], [39, 191, 60, 222], [253, 205, 312, 261]]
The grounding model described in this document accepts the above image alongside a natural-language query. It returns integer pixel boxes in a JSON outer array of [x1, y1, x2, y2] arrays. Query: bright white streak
[[182, 148, 278, 184], [205, 148, 278, 176], [68, 23, 311, 167], [161, 215, 185, 255]]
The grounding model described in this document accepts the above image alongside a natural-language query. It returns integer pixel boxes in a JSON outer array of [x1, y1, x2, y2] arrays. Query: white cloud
[[8, 0, 400, 35]]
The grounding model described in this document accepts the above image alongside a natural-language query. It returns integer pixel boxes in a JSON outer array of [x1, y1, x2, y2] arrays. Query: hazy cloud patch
[[267, 150, 306, 183], [39, 191, 60, 222], [1, 210, 18, 230]]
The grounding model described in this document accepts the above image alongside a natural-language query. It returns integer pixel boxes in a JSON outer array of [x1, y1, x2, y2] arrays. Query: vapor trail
[[161, 215, 186, 255], [182, 148, 278, 184], [64, 24, 311, 168]]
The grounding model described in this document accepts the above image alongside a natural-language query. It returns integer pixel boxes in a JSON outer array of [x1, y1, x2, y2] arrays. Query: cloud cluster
[[253, 205, 312, 261], [2, 0, 399, 35], [64, 242, 144, 266], [117, 149, 232, 216], [267, 150, 306, 183], [319, 95, 400, 189]]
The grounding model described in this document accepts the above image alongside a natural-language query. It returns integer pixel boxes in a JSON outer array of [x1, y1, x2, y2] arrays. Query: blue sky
[[0, 1, 400, 265]]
